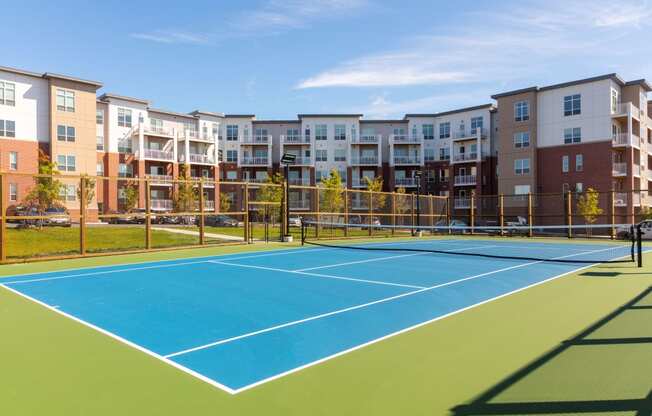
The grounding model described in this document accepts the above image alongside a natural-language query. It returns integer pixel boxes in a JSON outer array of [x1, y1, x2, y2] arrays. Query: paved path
[[152, 227, 245, 241]]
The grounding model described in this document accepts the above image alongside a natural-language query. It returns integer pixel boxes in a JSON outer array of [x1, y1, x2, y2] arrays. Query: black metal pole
[[416, 178, 421, 229], [284, 164, 290, 238], [637, 223, 643, 268]]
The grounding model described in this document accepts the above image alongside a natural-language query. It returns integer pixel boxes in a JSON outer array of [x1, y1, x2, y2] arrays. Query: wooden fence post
[[145, 178, 151, 250], [470, 191, 475, 235], [368, 189, 373, 237], [244, 183, 250, 243], [0, 173, 6, 262], [527, 192, 533, 237], [79, 176, 87, 255], [499, 193, 504, 235], [315, 187, 320, 239], [610, 190, 616, 240], [343, 188, 349, 237], [391, 192, 396, 236], [447, 194, 452, 235], [199, 180, 205, 245], [566, 190, 572, 238]]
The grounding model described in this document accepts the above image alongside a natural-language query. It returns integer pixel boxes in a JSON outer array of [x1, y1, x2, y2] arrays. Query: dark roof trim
[[224, 114, 256, 118], [297, 114, 363, 118], [538, 73, 623, 92], [404, 103, 495, 119], [0, 65, 102, 88], [253, 120, 300, 124], [148, 108, 198, 119], [0, 65, 42, 78], [360, 119, 407, 124], [491, 87, 538, 99], [189, 110, 224, 118], [625, 79, 652, 92], [98, 93, 150, 105]]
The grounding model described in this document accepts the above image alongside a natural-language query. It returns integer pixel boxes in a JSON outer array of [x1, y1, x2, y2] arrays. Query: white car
[[616, 220, 652, 240], [288, 216, 302, 227]]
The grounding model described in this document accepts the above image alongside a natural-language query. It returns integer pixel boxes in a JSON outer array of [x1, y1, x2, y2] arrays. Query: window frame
[[563, 94, 581, 116], [56, 89, 75, 112], [563, 127, 582, 144], [439, 122, 451, 139], [514, 101, 530, 122], [9, 151, 18, 170], [575, 154, 583, 172], [0, 81, 16, 106], [315, 124, 328, 141], [514, 158, 530, 175], [57, 125, 76, 142], [117, 108, 133, 128], [514, 131, 530, 148], [0, 119, 16, 137]]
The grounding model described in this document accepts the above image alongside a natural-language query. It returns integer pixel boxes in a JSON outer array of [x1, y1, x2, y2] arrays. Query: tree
[[576, 187, 604, 236], [174, 165, 197, 213], [123, 182, 139, 212], [76, 174, 96, 207], [24, 150, 64, 215], [641, 206, 652, 221], [394, 187, 412, 226], [320, 170, 344, 226], [219, 192, 232, 213], [364, 176, 387, 214], [256, 173, 284, 224]]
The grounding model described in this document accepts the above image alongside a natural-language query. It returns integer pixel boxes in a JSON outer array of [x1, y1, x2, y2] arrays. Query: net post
[[145, 178, 151, 250], [610, 190, 616, 240], [343, 188, 349, 237], [199, 179, 205, 245], [315, 186, 320, 239], [636, 223, 643, 267], [0, 173, 6, 262], [566, 190, 572, 239], [391, 192, 396, 236], [79, 175, 87, 256], [301, 219, 305, 245], [368, 189, 373, 237], [244, 182, 250, 243], [470, 191, 475, 235], [499, 193, 504, 236], [527, 192, 533, 237]]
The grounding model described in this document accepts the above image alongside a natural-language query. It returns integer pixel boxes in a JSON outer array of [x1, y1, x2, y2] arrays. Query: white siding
[[0, 70, 49, 143]]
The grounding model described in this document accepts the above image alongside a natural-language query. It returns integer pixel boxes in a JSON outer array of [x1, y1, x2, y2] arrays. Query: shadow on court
[[450, 286, 652, 415]]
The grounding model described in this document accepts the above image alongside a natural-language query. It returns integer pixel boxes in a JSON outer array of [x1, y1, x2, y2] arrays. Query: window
[[316, 124, 327, 140], [57, 125, 75, 142], [226, 171, 237, 180], [59, 184, 76, 202], [96, 136, 104, 151], [212, 123, 219, 138], [576, 183, 583, 193], [9, 183, 17, 202], [286, 128, 300, 140], [514, 132, 530, 148], [424, 148, 436, 161], [226, 150, 238, 162], [117, 108, 132, 127], [315, 149, 327, 162], [0, 81, 16, 106], [56, 89, 75, 112], [226, 125, 238, 141], [118, 163, 132, 177], [334, 149, 346, 161], [514, 158, 530, 175], [96, 162, 104, 176], [562, 155, 569, 172], [514, 101, 529, 122], [118, 139, 132, 153], [96, 109, 104, 124], [57, 155, 76, 172], [471, 117, 483, 134], [422, 124, 434, 140], [0, 119, 16, 137], [439, 147, 450, 161], [563, 94, 581, 116], [564, 127, 581, 144], [334, 125, 346, 140], [575, 154, 583, 171], [9, 152, 17, 170], [514, 185, 531, 195], [439, 122, 451, 139], [254, 128, 268, 140]]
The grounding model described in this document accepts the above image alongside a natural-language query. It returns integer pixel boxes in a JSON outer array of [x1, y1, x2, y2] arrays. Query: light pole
[[281, 153, 296, 241], [414, 170, 422, 236]]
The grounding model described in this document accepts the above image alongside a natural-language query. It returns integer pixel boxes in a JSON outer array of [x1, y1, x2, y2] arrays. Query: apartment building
[[492, 74, 652, 220], [0, 65, 102, 217]]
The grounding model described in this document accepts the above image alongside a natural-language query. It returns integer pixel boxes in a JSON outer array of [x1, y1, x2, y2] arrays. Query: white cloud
[[130, 30, 210, 45], [296, 0, 652, 89]]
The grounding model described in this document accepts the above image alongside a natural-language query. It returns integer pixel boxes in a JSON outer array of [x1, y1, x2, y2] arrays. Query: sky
[[3, 0, 651, 119]]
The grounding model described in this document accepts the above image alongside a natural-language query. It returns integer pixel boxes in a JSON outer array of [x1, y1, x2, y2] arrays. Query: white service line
[[293, 245, 497, 272], [209, 261, 426, 290], [165, 244, 616, 360]]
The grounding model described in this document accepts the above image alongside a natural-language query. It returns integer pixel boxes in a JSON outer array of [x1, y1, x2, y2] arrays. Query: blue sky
[[3, 0, 651, 119]]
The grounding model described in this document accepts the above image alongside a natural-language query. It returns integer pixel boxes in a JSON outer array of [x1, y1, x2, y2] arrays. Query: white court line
[[209, 261, 426, 290], [293, 245, 497, 272], [165, 244, 617, 360], [0, 283, 237, 395]]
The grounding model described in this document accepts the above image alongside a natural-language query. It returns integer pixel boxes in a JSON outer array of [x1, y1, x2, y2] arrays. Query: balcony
[[146, 174, 173, 186], [351, 134, 381, 144], [612, 133, 640, 148], [350, 156, 379, 166], [288, 177, 311, 186], [454, 175, 477, 186], [390, 135, 422, 144], [289, 199, 311, 210], [393, 156, 421, 165], [151, 199, 173, 211], [395, 178, 417, 187], [191, 177, 215, 187], [612, 162, 627, 176], [454, 197, 472, 209], [351, 177, 373, 188], [452, 152, 478, 163], [240, 135, 271, 145], [144, 126, 175, 138], [350, 199, 369, 210], [240, 157, 269, 166], [614, 192, 627, 207], [292, 157, 313, 166], [178, 153, 216, 165], [612, 102, 640, 120], [281, 135, 310, 144], [142, 149, 174, 161], [453, 128, 488, 140]]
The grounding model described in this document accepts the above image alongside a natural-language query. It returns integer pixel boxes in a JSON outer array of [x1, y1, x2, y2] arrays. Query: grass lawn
[[5, 226, 201, 259], [0, 241, 650, 415]]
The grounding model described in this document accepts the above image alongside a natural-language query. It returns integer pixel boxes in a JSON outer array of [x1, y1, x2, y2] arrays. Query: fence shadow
[[450, 287, 652, 415]]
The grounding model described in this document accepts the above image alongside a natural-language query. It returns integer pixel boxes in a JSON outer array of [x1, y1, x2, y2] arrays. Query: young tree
[[24, 150, 64, 215], [394, 187, 412, 226], [76, 174, 96, 207], [174, 165, 197, 213], [123, 182, 139, 212], [256, 173, 284, 225], [320, 170, 344, 226], [219, 192, 232, 213], [364, 176, 387, 214], [576, 187, 604, 236]]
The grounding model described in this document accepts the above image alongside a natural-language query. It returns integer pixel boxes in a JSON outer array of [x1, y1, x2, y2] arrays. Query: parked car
[[108, 211, 137, 224], [15, 206, 45, 227], [205, 215, 239, 227], [617, 220, 652, 240], [349, 215, 381, 229], [288, 216, 302, 227], [44, 207, 71, 227]]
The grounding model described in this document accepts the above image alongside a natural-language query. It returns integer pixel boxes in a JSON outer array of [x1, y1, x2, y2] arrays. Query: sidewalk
[[151, 227, 245, 241]]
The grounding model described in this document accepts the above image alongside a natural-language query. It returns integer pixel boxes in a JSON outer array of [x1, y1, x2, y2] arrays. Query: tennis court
[[0, 232, 642, 394]]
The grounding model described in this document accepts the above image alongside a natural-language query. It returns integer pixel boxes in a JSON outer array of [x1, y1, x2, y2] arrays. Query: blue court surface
[[0, 237, 637, 394]]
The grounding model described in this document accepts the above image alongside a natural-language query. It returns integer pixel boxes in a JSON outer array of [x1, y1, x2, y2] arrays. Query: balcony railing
[[390, 135, 422, 144], [453, 153, 478, 162], [145, 126, 175, 137], [454, 175, 477, 186], [350, 156, 379, 165], [612, 133, 641, 148], [633, 164, 641, 176], [293, 157, 313, 165], [612, 162, 627, 176], [143, 149, 174, 161], [240, 157, 269, 166], [352, 135, 381, 144], [612, 102, 640, 119], [393, 156, 421, 165], [288, 178, 311, 186], [289, 199, 311, 209], [191, 177, 215, 187], [151, 199, 173, 210], [454, 198, 472, 209], [614, 192, 627, 207], [240, 135, 271, 144], [186, 153, 215, 164], [395, 178, 417, 187], [146, 174, 173, 185], [453, 128, 487, 140], [281, 135, 310, 144]]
